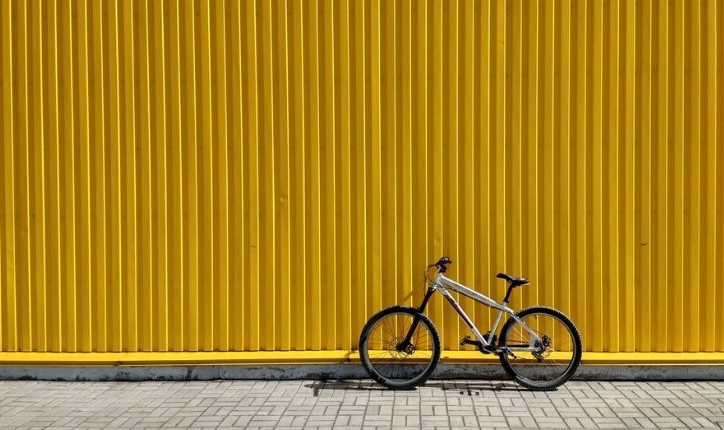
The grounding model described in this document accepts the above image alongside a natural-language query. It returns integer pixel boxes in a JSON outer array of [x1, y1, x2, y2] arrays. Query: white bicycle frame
[[431, 272, 542, 351]]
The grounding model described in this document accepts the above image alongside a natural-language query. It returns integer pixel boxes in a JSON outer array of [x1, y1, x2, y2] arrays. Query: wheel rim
[[363, 312, 437, 385], [502, 312, 578, 387]]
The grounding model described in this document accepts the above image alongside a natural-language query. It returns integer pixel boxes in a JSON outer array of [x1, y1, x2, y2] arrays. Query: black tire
[[358, 306, 441, 390], [498, 306, 582, 390]]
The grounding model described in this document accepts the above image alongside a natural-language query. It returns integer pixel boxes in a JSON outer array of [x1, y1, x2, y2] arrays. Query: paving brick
[[593, 417, 627, 429], [3, 379, 724, 429]]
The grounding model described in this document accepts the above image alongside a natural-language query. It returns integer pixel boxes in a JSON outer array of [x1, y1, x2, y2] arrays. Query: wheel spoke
[[500, 310, 580, 389], [360, 310, 440, 389]]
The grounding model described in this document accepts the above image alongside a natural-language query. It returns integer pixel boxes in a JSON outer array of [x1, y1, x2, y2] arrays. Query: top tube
[[435, 273, 512, 313]]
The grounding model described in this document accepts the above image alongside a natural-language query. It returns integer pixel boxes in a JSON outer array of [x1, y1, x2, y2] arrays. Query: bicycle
[[358, 257, 582, 390]]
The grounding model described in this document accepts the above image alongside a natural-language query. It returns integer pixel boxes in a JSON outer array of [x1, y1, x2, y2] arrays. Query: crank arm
[[496, 347, 518, 359]]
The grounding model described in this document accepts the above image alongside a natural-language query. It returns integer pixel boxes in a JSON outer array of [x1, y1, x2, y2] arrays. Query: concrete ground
[[0, 379, 722, 429]]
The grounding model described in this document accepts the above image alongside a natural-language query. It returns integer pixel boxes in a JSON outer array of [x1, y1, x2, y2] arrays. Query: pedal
[[460, 335, 483, 349]]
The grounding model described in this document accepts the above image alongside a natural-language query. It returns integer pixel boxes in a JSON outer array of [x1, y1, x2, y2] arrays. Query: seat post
[[502, 283, 514, 303]]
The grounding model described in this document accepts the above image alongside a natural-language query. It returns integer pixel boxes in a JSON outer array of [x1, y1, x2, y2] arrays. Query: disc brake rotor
[[384, 336, 416, 358], [531, 335, 552, 362]]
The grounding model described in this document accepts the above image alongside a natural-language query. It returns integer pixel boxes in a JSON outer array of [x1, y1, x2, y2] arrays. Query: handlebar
[[428, 256, 452, 273]]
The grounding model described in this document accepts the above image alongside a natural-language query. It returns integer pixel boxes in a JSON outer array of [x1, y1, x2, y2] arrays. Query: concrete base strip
[[2, 364, 724, 381], [2, 351, 724, 365]]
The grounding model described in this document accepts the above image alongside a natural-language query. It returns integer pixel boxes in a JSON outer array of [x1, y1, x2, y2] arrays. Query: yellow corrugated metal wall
[[0, 0, 723, 357]]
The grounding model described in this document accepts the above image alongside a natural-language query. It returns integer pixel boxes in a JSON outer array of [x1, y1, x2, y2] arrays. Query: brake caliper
[[532, 335, 552, 362], [395, 340, 416, 355]]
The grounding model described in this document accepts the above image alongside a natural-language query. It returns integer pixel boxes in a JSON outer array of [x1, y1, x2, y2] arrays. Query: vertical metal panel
[[0, 0, 723, 354]]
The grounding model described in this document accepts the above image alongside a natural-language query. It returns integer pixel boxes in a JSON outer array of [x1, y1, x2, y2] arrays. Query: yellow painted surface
[[0, 0, 723, 362], [1, 351, 724, 366]]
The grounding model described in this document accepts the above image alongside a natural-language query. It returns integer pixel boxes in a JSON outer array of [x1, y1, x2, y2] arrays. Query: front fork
[[397, 287, 436, 352]]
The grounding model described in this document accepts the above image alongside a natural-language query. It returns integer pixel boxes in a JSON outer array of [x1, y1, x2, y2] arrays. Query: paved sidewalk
[[0, 379, 723, 429]]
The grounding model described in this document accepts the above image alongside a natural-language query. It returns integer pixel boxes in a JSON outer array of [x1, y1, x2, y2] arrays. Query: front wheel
[[359, 306, 441, 389], [498, 306, 582, 390]]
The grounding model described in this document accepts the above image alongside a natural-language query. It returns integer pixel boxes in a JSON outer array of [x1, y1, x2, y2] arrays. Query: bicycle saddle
[[496, 273, 530, 287]]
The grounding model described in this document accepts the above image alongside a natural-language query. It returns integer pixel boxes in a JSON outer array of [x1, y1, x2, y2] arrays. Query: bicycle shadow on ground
[[305, 379, 525, 396], [305, 379, 386, 395], [426, 380, 527, 393]]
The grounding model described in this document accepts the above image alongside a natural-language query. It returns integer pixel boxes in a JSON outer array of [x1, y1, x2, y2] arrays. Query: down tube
[[439, 289, 488, 346]]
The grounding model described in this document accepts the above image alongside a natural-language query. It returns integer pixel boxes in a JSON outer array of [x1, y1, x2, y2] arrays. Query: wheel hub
[[532, 335, 552, 362], [396, 341, 416, 355]]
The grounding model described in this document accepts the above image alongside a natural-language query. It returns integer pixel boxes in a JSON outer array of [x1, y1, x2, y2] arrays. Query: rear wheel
[[498, 306, 582, 390], [359, 306, 441, 389]]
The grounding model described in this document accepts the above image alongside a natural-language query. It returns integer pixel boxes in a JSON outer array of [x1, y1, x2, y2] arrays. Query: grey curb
[[2, 364, 724, 381]]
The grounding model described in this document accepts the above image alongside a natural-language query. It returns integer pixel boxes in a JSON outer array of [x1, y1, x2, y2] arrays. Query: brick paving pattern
[[0, 379, 723, 429]]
